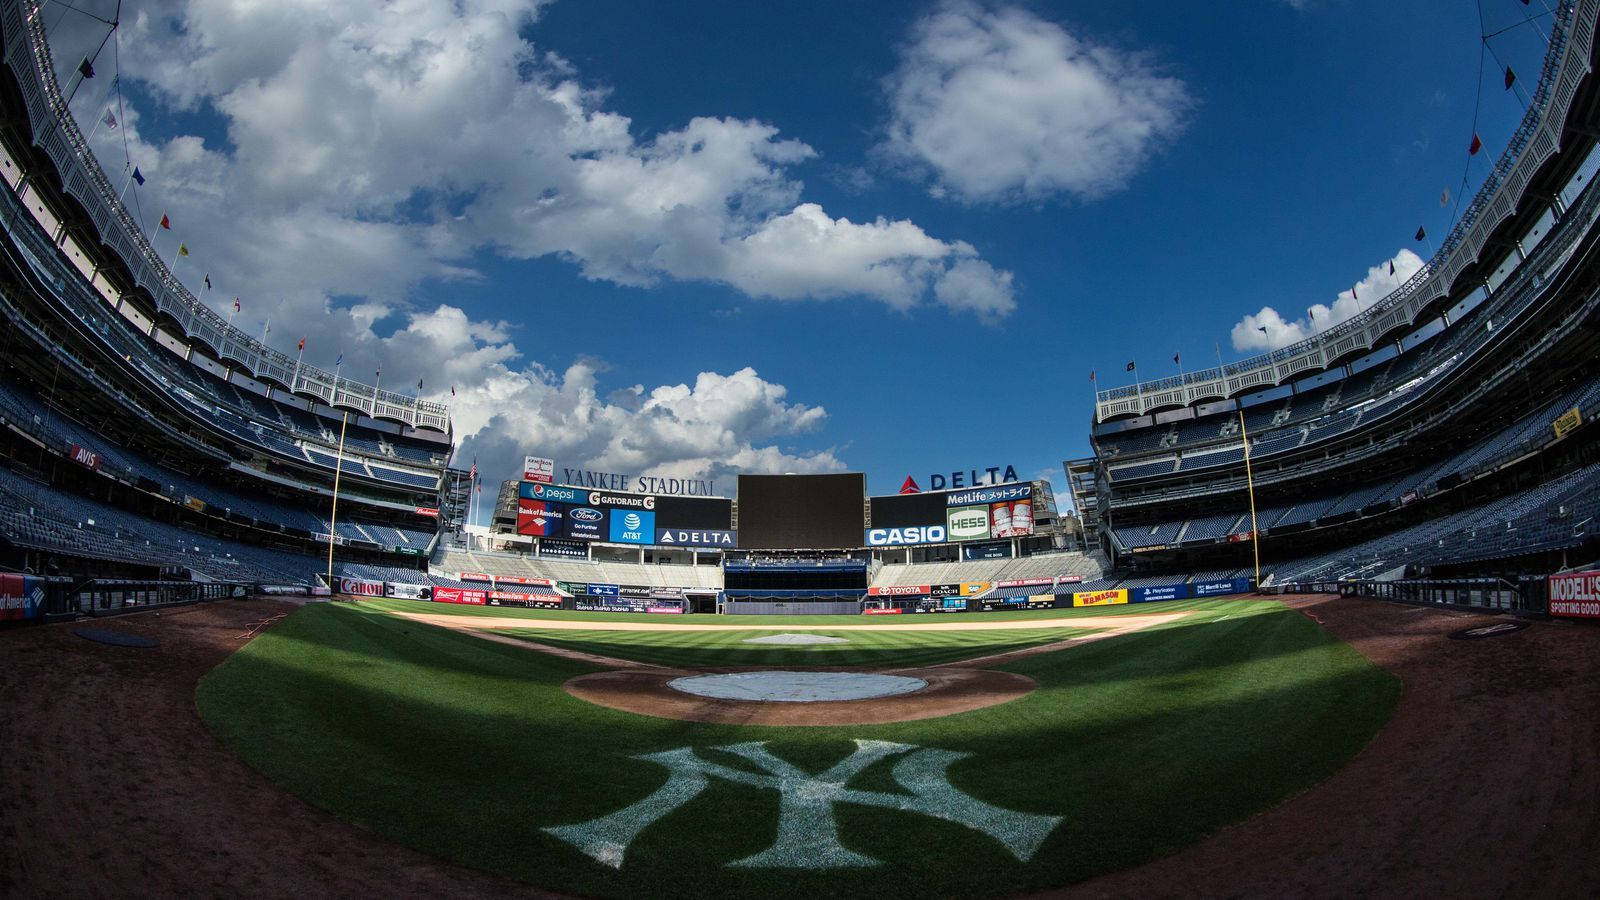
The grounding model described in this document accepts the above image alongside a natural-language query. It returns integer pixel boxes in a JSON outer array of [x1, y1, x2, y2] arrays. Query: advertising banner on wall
[[995, 578, 1054, 589], [929, 583, 961, 598], [608, 510, 656, 544], [655, 528, 736, 547], [864, 524, 947, 546], [1191, 578, 1252, 597], [1073, 588, 1129, 607], [487, 590, 562, 609], [566, 505, 608, 541], [383, 582, 432, 600], [958, 581, 992, 596], [433, 586, 488, 605], [337, 577, 384, 597], [1129, 583, 1188, 604], [946, 482, 1031, 507], [517, 499, 563, 537], [574, 595, 685, 613], [523, 455, 555, 483], [867, 584, 930, 596], [0, 573, 42, 621], [1549, 570, 1600, 618], [990, 498, 1034, 539], [946, 506, 991, 541], [914, 596, 968, 613]]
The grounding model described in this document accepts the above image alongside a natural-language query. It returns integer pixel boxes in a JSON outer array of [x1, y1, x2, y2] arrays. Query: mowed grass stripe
[[198, 597, 1396, 899], [499, 626, 1087, 668]]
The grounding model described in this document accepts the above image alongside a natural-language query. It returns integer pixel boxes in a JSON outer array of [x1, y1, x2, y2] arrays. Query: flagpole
[[1239, 408, 1262, 590], [326, 410, 349, 596]]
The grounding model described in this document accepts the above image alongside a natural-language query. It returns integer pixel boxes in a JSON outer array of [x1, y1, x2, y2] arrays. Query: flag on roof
[[102, 109, 116, 130], [1440, 187, 1451, 207], [450, 385, 456, 396], [1125, 361, 1136, 372], [1257, 325, 1269, 335], [203, 273, 211, 290], [131, 167, 144, 186], [177, 243, 189, 257], [335, 352, 343, 367], [77, 58, 94, 79], [1469, 133, 1482, 155], [1389, 259, 1396, 276], [1089, 370, 1095, 382], [416, 377, 423, 390], [1505, 66, 1517, 90], [1415, 225, 1427, 241], [1352, 285, 1358, 300], [1309, 308, 1316, 321], [1172, 352, 1180, 365], [469, 461, 477, 480], [159, 213, 170, 230], [297, 336, 306, 351], [232, 298, 240, 313]]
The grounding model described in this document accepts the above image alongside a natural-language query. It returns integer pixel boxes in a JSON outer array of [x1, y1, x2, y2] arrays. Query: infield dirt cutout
[[394, 609, 1190, 725]]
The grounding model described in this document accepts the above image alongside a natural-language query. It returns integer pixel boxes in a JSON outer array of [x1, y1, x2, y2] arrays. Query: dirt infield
[[0, 599, 549, 899], [3, 595, 1598, 897], [565, 666, 1038, 725]]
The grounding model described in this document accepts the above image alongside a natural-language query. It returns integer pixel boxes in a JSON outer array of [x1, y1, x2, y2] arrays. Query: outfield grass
[[197, 597, 1398, 898], [497, 624, 1091, 668]]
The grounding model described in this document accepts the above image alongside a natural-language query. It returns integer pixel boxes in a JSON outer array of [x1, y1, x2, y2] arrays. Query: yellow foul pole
[[326, 411, 349, 594], [1239, 409, 1262, 589]]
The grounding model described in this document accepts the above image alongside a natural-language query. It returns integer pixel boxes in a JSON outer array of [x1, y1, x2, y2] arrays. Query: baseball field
[[194, 596, 1399, 898]]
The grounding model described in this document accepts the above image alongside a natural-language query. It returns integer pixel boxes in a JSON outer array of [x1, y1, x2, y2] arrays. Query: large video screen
[[869, 492, 947, 529], [736, 473, 865, 549]]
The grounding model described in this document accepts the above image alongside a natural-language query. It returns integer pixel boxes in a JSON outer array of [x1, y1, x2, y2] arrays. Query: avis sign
[[545, 740, 1059, 869]]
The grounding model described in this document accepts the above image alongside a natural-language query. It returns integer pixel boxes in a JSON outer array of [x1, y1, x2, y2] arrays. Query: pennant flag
[[1469, 133, 1482, 156], [416, 377, 424, 390], [450, 385, 456, 396], [1309, 308, 1316, 321], [297, 336, 306, 351], [1415, 225, 1427, 241], [1089, 370, 1096, 382], [102, 109, 117, 130], [177, 243, 189, 257], [1352, 285, 1358, 300], [375, 368, 382, 380], [232, 298, 240, 313], [77, 58, 95, 79], [335, 352, 343, 367], [1125, 361, 1136, 372], [1440, 187, 1451, 207], [1389, 259, 1396, 276], [203, 273, 211, 290], [131, 167, 144, 186], [469, 460, 477, 480], [1172, 352, 1180, 366], [1505, 66, 1517, 90], [1257, 325, 1269, 335], [159, 213, 170, 230]]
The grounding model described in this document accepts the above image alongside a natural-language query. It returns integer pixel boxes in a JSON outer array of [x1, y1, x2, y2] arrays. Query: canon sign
[[865, 525, 947, 546]]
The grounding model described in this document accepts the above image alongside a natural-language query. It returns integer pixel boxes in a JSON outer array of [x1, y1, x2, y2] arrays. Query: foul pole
[[325, 411, 349, 593], [1238, 408, 1262, 589]]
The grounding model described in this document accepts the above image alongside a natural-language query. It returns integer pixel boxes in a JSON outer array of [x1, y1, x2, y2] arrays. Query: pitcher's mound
[[669, 670, 926, 702]]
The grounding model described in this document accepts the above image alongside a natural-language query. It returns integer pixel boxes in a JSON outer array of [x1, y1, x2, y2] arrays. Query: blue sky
[[46, 0, 1556, 511]]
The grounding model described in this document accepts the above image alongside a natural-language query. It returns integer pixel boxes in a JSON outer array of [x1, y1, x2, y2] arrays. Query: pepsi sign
[[520, 482, 584, 503]]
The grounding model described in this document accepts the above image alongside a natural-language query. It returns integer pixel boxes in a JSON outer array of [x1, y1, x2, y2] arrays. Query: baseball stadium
[[3, 0, 1600, 896]]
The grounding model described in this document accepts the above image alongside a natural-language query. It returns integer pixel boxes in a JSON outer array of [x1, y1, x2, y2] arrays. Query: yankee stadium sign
[[557, 466, 718, 497]]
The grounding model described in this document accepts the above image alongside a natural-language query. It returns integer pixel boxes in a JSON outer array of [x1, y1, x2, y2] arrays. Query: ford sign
[[571, 507, 603, 522]]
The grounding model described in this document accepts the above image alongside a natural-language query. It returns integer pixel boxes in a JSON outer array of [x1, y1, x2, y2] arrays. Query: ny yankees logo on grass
[[545, 739, 1061, 869]]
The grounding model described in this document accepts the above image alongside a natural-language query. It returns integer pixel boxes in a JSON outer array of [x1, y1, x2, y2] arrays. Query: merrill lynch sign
[[554, 465, 717, 497]]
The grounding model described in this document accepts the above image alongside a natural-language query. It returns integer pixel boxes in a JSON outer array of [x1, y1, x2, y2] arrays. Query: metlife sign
[[655, 528, 736, 547], [946, 482, 1032, 507], [609, 510, 657, 544], [864, 524, 947, 546]]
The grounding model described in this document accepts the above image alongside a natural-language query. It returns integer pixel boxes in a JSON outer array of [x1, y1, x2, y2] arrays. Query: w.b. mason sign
[[545, 739, 1061, 869]]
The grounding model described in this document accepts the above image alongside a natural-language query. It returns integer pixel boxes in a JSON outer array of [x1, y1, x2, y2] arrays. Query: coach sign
[[1550, 570, 1600, 618]]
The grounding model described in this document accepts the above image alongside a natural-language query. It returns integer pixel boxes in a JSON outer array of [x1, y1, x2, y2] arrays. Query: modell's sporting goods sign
[[1549, 570, 1600, 618]]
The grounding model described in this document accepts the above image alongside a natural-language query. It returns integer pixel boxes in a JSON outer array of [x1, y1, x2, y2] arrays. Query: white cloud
[[880, 0, 1191, 204], [38, 0, 1018, 476], [1231, 249, 1426, 352], [56, 0, 1011, 331]]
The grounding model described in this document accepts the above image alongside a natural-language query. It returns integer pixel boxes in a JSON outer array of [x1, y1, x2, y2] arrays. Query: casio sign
[[865, 525, 947, 546], [571, 508, 603, 522]]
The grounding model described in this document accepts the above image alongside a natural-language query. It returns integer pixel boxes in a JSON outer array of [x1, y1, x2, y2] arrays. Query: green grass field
[[197, 597, 1398, 898]]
